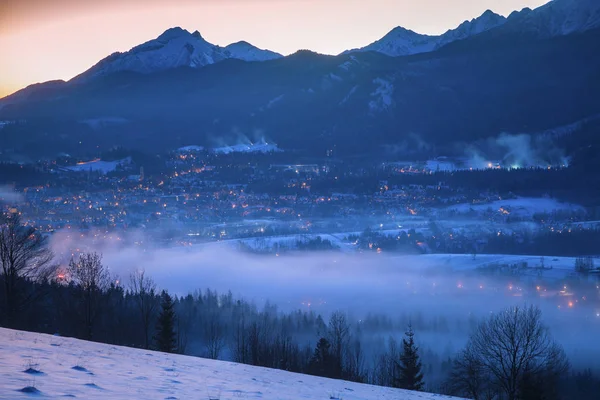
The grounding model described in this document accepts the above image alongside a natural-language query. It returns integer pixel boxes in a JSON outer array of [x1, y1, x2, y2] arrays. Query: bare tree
[[129, 269, 158, 349], [372, 336, 399, 387], [68, 252, 111, 340], [445, 343, 498, 400], [449, 305, 569, 400], [0, 212, 54, 327], [204, 311, 225, 359], [327, 311, 350, 378], [345, 337, 366, 382], [233, 313, 249, 363]]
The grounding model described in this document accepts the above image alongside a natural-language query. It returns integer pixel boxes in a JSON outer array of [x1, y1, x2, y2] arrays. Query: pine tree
[[308, 337, 335, 378], [395, 324, 425, 391], [155, 291, 177, 353]]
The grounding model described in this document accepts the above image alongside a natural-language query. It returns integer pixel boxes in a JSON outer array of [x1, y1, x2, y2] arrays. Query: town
[[2, 145, 594, 256]]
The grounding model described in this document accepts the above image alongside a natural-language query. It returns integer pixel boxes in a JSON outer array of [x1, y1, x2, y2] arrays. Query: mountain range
[[72, 28, 282, 82], [1, 0, 599, 159], [345, 0, 600, 57]]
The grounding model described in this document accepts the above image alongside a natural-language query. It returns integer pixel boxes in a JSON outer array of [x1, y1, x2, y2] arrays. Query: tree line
[[1, 211, 598, 399]]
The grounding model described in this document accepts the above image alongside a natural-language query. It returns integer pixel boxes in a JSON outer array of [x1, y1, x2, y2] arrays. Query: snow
[[63, 158, 131, 174], [505, 0, 600, 37], [436, 10, 507, 48], [224, 41, 282, 62], [232, 233, 353, 253], [340, 85, 358, 105], [80, 117, 128, 130], [338, 56, 359, 71], [0, 328, 464, 400], [77, 28, 282, 81], [345, 0, 600, 57], [345, 10, 506, 57], [402, 253, 582, 281], [212, 142, 282, 154], [369, 78, 394, 112], [446, 197, 585, 217], [328, 73, 343, 82], [176, 145, 204, 153], [266, 94, 285, 109]]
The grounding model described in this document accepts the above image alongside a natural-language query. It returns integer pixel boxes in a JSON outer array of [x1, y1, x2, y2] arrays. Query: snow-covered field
[[403, 253, 581, 281], [446, 197, 584, 217], [63, 158, 131, 174], [177, 145, 205, 153], [0, 328, 463, 400]]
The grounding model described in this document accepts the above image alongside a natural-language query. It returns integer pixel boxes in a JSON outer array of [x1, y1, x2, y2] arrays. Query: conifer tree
[[395, 324, 424, 391], [155, 291, 177, 353], [308, 337, 335, 378]]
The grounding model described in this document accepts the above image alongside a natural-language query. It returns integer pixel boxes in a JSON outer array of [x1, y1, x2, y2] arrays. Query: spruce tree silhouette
[[155, 291, 177, 353], [395, 323, 424, 391]]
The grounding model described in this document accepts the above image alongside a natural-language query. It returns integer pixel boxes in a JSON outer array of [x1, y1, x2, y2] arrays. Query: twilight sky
[[0, 0, 549, 98]]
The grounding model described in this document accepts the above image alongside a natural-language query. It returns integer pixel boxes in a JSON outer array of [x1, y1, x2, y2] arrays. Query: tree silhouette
[[309, 337, 336, 378], [0, 212, 54, 327], [448, 305, 569, 400], [395, 323, 424, 391], [129, 270, 158, 349], [155, 291, 177, 353], [68, 252, 110, 340]]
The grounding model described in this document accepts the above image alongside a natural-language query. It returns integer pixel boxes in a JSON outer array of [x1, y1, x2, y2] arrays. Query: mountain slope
[[0, 328, 465, 400], [74, 27, 282, 81]]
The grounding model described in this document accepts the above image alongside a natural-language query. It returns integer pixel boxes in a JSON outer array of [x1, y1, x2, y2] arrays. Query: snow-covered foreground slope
[[0, 328, 464, 400]]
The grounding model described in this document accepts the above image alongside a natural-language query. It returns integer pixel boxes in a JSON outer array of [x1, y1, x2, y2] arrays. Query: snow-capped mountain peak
[[156, 26, 190, 41], [435, 10, 506, 48], [442, 10, 506, 39], [74, 27, 282, 82], [348, 27, 437, 57], [224, 41, 283, 62], [344, 9, 506, 57]]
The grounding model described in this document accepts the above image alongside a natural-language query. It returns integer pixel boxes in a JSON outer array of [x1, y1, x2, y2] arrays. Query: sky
[[0, 0, 549, 98]]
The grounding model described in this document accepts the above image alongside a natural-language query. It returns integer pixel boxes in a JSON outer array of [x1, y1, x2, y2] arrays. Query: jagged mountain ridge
[[344, 9, 507, 57], [73, 27, 282, 82], [497, 0, 600, 37], [345, 0, 600, 57]]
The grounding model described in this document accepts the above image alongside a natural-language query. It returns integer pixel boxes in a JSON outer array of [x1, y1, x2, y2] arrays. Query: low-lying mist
[[49, 230, 600, 371], [465, 132, 570, 168]]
